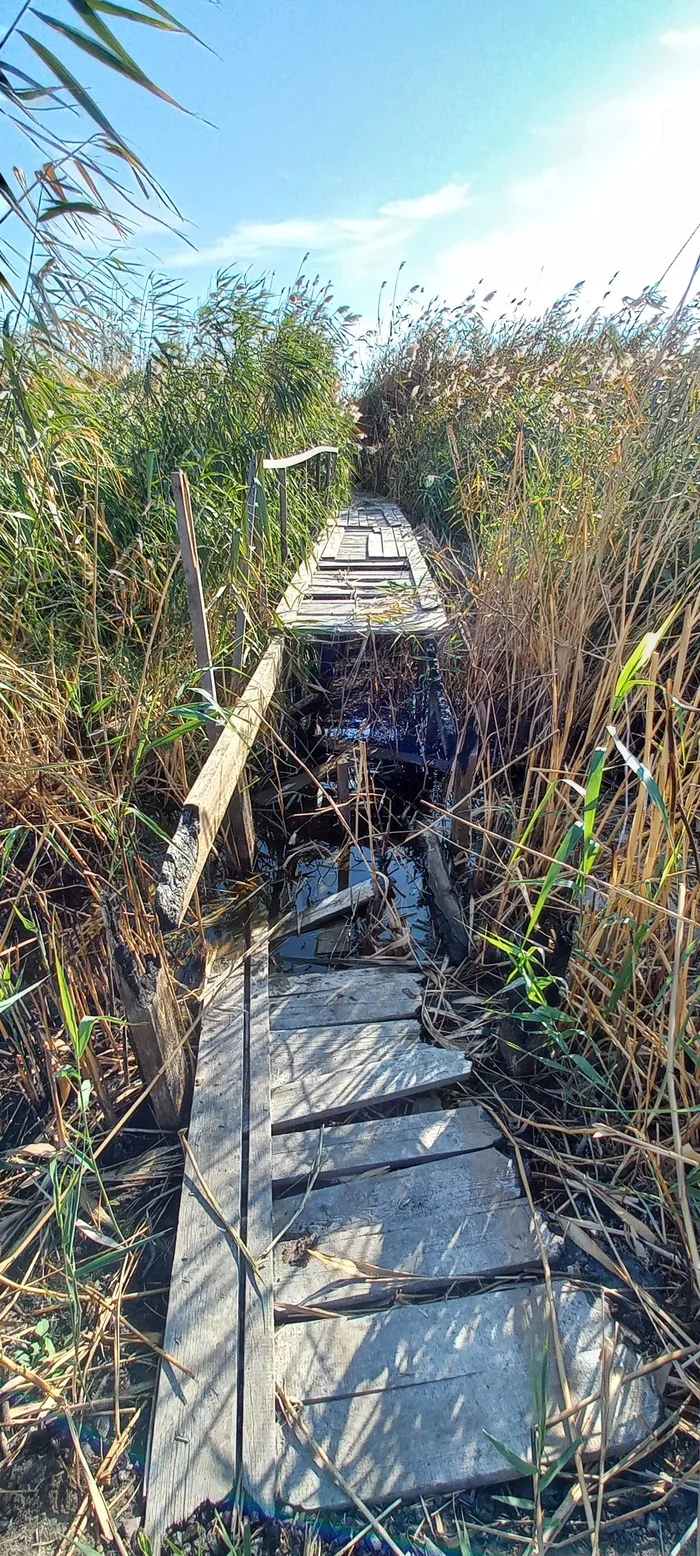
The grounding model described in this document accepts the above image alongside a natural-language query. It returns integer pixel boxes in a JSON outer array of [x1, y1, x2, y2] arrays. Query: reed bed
[[0, 270, 352, 1552], [359, 286, 700, 1550]]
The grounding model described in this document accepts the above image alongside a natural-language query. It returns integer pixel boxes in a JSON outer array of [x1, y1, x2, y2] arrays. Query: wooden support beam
[[171, 471, 216, 711], [101, 893, 189, 1131], [156, 638, 284, 931], [144, 944, 246, 1548]]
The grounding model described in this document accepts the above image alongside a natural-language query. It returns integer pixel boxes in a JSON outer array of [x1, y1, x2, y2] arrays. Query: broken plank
[[144, 949, 245, 1550], [156, 638, 284, 931], [241, 918, 275, 1514], [274, 1282, 664, 1509], [271, 874, 389, 944], [271, 1105, 500, 1190], [271, 1046, 470, 1130], [270, 1019, 422, 1085]]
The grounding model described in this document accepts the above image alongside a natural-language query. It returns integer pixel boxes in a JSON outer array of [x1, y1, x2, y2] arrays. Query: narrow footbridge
[[135, 454, 662, 1549]]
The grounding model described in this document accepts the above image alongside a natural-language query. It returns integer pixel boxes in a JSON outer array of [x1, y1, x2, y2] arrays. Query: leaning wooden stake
[[171, 470, 216, 711], [173, 467, 255, 876]]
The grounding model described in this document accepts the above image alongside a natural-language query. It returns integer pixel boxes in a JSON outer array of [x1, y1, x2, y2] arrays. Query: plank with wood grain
[[271, 1105, 500, 1191], [144, 950, 245, 1549], [269, 968, 423, 1029], [273, 1154, 557, 1311], [271, 1045, 471, 1130], [270, 1018, 422, 1084], [274, 1282, 664, 1508], [241, 919, 276, 1513]]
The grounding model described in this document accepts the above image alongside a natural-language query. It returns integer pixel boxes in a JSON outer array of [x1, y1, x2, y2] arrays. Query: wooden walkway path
[[145, 942, 662, 1542], [142, 478, 663, 1548], [278, 493, 446, 636]]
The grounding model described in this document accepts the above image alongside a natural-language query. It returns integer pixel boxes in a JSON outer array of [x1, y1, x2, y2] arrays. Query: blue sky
[[12, 0, 700, 320]]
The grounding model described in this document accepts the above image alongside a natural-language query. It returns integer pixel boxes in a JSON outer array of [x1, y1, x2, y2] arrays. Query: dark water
[[270, 839, 434, 971]]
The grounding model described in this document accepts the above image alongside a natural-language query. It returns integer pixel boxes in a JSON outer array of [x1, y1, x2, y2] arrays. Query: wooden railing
[[261, 444, 338, 562], [114, 444, 339, 1129]]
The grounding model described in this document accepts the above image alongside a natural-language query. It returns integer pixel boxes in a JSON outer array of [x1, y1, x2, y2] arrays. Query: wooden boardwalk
[[277, 493, 447, 636], [143, 485, 663, 1548], [145, 941, 662, 1543]]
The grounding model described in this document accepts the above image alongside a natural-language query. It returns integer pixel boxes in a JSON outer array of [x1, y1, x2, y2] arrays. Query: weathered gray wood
[[270, 1019, 422, 1085], [144, 950, 245, 1549], [274, 1189, 556, 1313], [271, 1047, 470, 1131], [278, 467, 288, 564], [280, 499, 447, 638], [156, 637, 283, 930], [271, 873, 389, 944], [102, 892, 188, 1132], [262, 445, 339, 471], [274, 1145, 518, 1238], [272, 1106, 500, 1190], [241, 918, 275, 1513], [226, 783, 256, 876], [274, 1282, 664, 1508], [269, 969, 422, 1029], [171, 470, 217, 710], [419, 826, 470, 964]]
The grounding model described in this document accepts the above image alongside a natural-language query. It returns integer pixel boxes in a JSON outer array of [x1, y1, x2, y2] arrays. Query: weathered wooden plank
[[271, 1048, 470, 1131], [275, 1282, 664, 1508], [172, 470, 217, 710], [156, 637, 284, 931], [367, 531, 383, 558], [271, 874, 389, 945], [144, 951, 245, 1549], [102, 892, 189, 1132], [262, 444, 339, 471], [241, 919, 276, 1513], [274, 1145, 517, 1238], [274, 1198, 555, 1312], [269, 969, 422, 1029], [271, 1105, 500, 1190], [270, 1019, 422, 1085]]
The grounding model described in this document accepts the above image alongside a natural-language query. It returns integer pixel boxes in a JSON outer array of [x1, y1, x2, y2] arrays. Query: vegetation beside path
[[2, 270, 700, 1555]]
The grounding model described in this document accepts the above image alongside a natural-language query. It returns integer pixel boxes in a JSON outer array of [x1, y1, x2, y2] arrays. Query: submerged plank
[[271, 1047, 470, 1130], [270, 1019, 422, 1086], [275, 1282, 664, 1508], [271, 1106, 500, 1190], [145, 951, 245, 1549]]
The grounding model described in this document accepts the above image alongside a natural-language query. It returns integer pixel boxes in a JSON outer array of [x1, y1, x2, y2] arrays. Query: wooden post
[[336, 757, 350, 893], [102, 893, 189, 1131], [247, 454, 257, 553], [171, 471, 217, 711], [278, 466, 288, 565], [450, 724, 479, 854]]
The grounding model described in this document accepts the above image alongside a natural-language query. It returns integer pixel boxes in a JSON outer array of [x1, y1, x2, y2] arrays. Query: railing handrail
[[262, 444, 339, 471]]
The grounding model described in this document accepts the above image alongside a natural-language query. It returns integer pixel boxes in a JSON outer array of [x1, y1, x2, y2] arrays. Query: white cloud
[[163, 181, 469, 270], [381, 182, 470, 220], [661, 27, 700, 49], [434, 53, 700, 313]]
